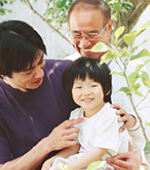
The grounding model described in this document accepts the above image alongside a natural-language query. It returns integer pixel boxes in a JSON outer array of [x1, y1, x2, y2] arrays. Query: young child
[[42, 57, 130, 170]]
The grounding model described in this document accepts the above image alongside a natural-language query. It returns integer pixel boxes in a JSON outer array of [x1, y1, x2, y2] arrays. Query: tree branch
[[25, 0, 71, 45]]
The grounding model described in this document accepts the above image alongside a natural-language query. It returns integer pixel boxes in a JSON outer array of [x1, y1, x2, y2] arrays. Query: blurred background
[[1, 1, 150, 62]]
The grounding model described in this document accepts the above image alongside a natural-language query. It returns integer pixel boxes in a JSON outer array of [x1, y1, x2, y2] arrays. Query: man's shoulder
[[44, 59, 72, 73]]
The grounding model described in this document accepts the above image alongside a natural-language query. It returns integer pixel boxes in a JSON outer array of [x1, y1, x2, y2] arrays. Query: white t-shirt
[[65, 53, 150, 145], [69, 103, 130, 160]]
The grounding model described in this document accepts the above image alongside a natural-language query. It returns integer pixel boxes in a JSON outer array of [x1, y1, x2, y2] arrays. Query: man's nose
[[79, 36, 91, 49]]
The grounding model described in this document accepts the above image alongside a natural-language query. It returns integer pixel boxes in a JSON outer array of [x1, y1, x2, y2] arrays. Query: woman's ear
[[106, 89, 111, 96]]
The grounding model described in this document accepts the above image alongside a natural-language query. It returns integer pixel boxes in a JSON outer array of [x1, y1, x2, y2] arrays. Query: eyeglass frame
[[69, 24, 108, 41]]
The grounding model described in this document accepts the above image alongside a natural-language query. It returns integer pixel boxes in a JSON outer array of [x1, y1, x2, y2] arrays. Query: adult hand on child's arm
[[106, 144, 142, 170]]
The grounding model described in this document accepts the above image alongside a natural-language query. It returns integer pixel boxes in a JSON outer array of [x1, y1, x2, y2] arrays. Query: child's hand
[[41, 159, 53, 170]]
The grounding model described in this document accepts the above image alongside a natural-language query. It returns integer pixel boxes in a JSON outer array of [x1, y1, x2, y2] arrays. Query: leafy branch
[[91, 20, 150, 151]]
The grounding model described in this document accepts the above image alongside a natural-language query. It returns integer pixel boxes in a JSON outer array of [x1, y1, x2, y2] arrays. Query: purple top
[[0, 59, 77, 169]]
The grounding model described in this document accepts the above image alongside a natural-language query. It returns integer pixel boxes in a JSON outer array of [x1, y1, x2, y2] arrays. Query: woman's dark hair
[[0, 20, 47, 78], [62, 57, 112, 103]]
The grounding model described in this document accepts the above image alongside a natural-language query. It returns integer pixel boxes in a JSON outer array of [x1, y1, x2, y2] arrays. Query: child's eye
[[91, 84, 97, 87], [76, 86, 82, 89]]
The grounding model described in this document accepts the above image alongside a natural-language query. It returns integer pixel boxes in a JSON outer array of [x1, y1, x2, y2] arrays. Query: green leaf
[[131, 40, 149, 53], [118, 87, 131, 96], [57, 162, 72, 170], [138, 20, 150, 33], [100, 52, 117, 64], [128, 71, 139, 80], [123, 31, 136, 46], [121, 2, 133, 9], [141, 71, 150, 87], [44, 8, 56, 17], [110, 71, 125, 77], [86, 161, 106, 170], [114, 3, 121, 13], [132, 83, 140, 91], [112, 12, 120, 21], [115, 26, 125, 39], [56, 0, 67, 8], [91, 42, 111, 53], [108, 0, 118, 5], [132, 88, 143, 96], [145, 80, 150, 87], [117, 48, 130, 57], [135, 64, 144, 72], [130, 49, 150, 60], [147, 122, 150, 127], [121, 8, 128, 13], [144, 59, 150, 65]]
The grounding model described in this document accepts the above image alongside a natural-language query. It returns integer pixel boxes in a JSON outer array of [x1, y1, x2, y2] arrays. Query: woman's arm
[[68, 147, 107, 170], [0, 119, 83, 170], [41, 144, 80, 170]]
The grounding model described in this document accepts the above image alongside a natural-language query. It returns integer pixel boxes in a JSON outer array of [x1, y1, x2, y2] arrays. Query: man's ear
[[107, 19, 113, 39]]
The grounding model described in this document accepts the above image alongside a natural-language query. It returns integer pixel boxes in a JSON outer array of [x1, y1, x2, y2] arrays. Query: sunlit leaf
[[115, 26, 125, 39], [141, 71, 150, 87], [110, 71, 125, 76], [86, 161, 106, 170], [132, 89, 143, 96], [137, 20, 150, 34], [121, 2, 133, 9], [144, 59, 150, 65], [57, 162, 72, 170], [123, 31, 136, 46], [130, 49, 150, 60], [56, 0, 67, 8], [128, 71, 139, 80], [44, 8, 56, 17], [117, 48, 130, 57], [112, 13, 118, 21], [135, 64, 144, 72], [91, 42, 111, 53], [145, 80, 150, 87], [100, 52, 117, 64], [118, 87, 131, 96], [147, 122, 150, 127], [132, 83, 140, 90], [121, 8, 128, 13]]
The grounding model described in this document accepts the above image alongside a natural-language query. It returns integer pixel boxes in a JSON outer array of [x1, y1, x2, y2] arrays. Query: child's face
[[72, 76, 105, 117]]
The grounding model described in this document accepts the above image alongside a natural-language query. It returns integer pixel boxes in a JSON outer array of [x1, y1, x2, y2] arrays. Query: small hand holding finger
[[110, 104, 136, 131]]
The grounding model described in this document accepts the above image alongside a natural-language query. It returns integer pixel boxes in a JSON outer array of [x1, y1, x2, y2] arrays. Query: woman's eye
[[25, 70, 32, 75]]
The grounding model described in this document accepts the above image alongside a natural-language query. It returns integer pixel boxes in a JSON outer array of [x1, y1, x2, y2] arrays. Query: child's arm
[[41, 143, 80, 170], [68, 147, 107, 170]]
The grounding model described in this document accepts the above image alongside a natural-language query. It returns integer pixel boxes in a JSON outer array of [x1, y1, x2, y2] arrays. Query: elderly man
[[66, 0, 150, 169]]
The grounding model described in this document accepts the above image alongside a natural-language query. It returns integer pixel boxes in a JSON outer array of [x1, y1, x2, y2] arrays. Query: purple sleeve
[[0, 120, 12, 164]]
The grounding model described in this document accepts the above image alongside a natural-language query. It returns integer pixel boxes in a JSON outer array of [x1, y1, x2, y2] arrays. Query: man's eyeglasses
[[70, 24, 108, 41]]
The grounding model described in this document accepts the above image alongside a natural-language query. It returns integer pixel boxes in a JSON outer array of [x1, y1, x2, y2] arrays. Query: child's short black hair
[[62, 57, 112, 103]]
